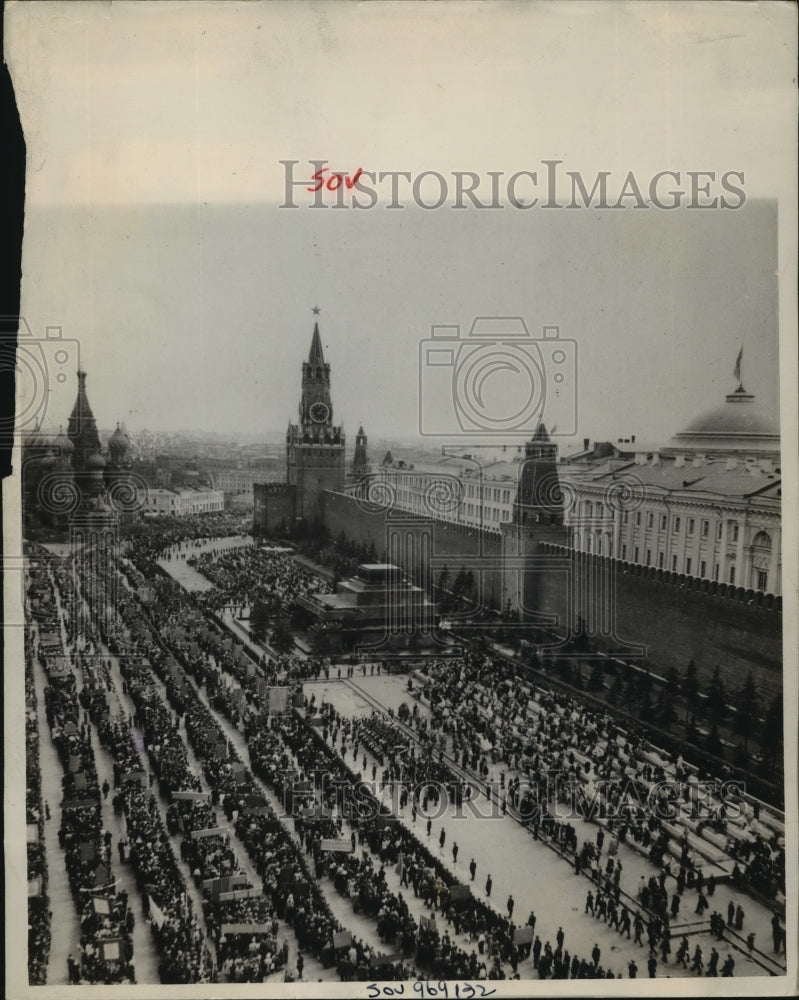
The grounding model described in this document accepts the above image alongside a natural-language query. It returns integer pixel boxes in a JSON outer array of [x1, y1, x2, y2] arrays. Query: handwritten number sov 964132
[[365, 984, 497, 998]]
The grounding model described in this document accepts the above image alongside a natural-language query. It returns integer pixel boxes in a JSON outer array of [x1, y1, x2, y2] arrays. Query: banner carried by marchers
[[189, 826, 226, 839], [220, 922, 272, 936], [173, 791, 211, 802], [267, 686, 290, 714], [320, 838, 352, 853], [217, 888, 262, 902], [370, 952, 404, 967], [148, 895, 167, 929]]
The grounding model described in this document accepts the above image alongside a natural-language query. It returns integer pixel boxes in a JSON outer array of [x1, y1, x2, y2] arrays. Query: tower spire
[[532, 421, 550, 443], [352, 424, 369, 477], [308, 322, 325, 368], [299, 320, 333, 426], [285, 316, 346, 524], [68, 368, 102, 472], [512, 424, 561, 527]]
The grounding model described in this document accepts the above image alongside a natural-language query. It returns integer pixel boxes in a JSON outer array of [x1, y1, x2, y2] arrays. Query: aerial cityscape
[[19, 314, 785, 987], [5, 3, 794, 997]]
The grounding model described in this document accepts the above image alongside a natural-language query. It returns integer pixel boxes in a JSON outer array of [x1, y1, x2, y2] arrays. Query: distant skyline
[[7, 2, 790, 453], [23, 199, 779, 449]]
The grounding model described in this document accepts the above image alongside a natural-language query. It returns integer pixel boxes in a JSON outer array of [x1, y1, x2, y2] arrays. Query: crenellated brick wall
[[282, 489, 783, 701], [534, 542, 782, 700]]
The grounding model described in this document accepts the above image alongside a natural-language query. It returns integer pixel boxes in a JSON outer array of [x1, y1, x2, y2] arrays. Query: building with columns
[[251, 319, 781, 599], [560, 382, 781, 596], [357, 380, 781, 597], [360, 450, 519, 534], [137, 485, 225, 517]]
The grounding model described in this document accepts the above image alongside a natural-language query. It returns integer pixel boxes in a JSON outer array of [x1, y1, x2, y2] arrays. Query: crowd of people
[[154, 527, 787, 977], [83, 549, 365, 983], [187, 543, 330, 617], [23, 516, 786, 985], [120, 784, 213, 983], [248, 705, 526, 980], [27, 541, 217, 985], [122, 512, 251, 578], [307, 703, 632, 980], [26, 550, 137, 985], [409, 653, 785, 912], [154, 570, 635, 986], [25, 609, 51, 985], [108, 618, 288, 982], [122, 544, 539, 980]]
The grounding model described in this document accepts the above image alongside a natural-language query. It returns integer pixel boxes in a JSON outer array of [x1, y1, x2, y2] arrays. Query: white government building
[[138, 485, 225, 517], [364, 382, 781, 596]]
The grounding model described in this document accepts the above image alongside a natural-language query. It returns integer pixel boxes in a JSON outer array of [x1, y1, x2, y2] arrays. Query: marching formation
[[23, 514, 785, 985]]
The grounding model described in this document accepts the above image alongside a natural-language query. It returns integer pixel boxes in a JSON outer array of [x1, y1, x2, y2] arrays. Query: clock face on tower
[[309, 401, 330, 424]]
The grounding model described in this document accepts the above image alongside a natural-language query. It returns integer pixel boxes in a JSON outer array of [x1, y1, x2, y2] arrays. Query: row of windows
[[147, 506, 218, 514], [147, 501, 223, 513], [620, 509, 739, 541], [632, 516, 773, 550], [387, 476, 512, 507], [390, 486, 774, 558], [466, 484, 512, 504], [387, 489, 512, 524], [619, 544, 767, 588], [619, 509, 775, 548], [464, 503, 504, 521]]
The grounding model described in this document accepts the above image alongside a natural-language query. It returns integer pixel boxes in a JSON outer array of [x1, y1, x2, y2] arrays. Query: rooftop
[[568, 456, 780, 500], [140, 485, 224, 498], [667, 386, 779, 455]]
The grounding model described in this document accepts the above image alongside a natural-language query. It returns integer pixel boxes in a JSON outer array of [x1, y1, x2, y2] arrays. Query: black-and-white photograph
[[2, 2, 796, 998]]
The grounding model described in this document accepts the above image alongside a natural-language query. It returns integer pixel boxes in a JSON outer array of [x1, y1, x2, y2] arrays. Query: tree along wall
[[320, 491, 782, 701], [532, 543, 783, 702], [253, 483, 295, 535]]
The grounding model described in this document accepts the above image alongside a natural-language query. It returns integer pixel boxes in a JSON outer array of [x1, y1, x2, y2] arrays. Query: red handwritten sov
[[307, 167, 363, 192]]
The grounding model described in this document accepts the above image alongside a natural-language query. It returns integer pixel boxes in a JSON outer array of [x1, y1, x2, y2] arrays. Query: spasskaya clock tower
[[286, 316, 346, 522], [298, 321, 334, 427]]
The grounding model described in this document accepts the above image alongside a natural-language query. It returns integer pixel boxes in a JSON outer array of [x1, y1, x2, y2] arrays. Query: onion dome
[[108, 423, 128, 458], [56, 427, 75, 455], [86, 451, 106, 470], [47, 437, 64, 454]]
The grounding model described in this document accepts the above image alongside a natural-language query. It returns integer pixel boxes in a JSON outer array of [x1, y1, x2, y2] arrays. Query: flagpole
[[734, 346, 744, 390]]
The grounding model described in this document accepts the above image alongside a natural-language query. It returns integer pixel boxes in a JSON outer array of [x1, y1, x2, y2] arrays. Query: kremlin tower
[[351, 425, 369, 479]]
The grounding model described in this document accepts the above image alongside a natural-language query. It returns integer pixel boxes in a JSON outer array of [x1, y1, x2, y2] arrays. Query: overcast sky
[[7, 1, 795, 446]]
